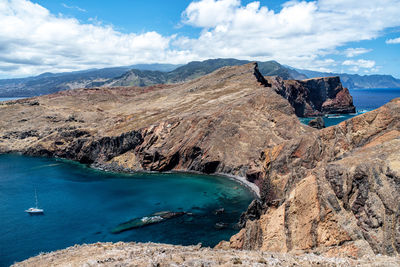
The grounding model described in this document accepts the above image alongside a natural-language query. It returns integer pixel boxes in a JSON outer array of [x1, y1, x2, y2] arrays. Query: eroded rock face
[[231, 99, 400, 257], [0, 63, 309, 181], [267, 76, 356, 117], [1, 63, 399, 258]]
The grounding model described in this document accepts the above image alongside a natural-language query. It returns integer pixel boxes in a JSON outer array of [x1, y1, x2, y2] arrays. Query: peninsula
[[1, 63, 399, 263]]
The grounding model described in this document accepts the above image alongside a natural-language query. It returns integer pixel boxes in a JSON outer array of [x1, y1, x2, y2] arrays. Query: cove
[[0, 154, 254, 266]]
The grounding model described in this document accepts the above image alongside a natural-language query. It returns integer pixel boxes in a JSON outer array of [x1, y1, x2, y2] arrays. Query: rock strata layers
[[228, 98, 400, 257], [267, 76, 355, 117], [0, 63, 309, 181], [1, 63, 399, 259]]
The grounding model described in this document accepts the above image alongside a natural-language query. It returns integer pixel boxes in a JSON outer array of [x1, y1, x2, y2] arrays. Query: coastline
[[90, 161, 261, 198]]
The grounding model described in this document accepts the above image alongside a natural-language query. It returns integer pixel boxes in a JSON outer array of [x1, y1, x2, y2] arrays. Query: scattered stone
[[308, 117, 325, 129]]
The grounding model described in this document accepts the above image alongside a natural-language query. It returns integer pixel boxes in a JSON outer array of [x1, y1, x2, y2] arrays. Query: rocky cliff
[[228, 98, 400, 257], [1, 63, 399, 259], [267, 76, 355, 117], [0, 63, 309, 181]]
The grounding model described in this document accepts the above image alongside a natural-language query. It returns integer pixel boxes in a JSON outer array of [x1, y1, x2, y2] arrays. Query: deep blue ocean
[[300, 88, 400, 126], [0, 155, 253, 266]]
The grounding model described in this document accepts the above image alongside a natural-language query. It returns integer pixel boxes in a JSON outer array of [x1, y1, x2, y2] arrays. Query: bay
[[0, 154, 254, 266]]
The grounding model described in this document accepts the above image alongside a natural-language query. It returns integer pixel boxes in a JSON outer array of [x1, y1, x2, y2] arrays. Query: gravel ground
[[12, 242, 400, 267]]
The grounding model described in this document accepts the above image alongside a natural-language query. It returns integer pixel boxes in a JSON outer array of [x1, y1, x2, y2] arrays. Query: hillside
[[296, 68, 400, 89], [0, 64, 180, 97], [0, 59, 305, 97], [100, 59, 306, 87], [1, 63, 399, 259]]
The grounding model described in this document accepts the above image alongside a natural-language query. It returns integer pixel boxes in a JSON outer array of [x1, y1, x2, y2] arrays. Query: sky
[[1, 0, 400, 79]]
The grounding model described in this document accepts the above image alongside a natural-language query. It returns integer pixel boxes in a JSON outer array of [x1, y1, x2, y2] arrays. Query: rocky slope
[[227, 98, 400, 257], [1, 63, 398, 260], [0, 63, 310, 181], [0, 59, 304, 97], [13, 242, 400, 267], [100, 59, 306, 88], [267, 76, 355, 117]]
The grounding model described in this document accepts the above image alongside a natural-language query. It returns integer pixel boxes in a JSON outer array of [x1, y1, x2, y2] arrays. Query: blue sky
[[1, 0, 400, 78]]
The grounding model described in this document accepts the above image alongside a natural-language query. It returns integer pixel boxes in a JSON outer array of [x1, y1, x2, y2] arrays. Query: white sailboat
[[25, 189, 44, 214]]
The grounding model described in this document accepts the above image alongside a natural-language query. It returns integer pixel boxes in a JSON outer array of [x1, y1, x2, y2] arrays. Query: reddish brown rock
[[0, 63, 308, 181], [1, 63, 399, 258], [266, 76, 355, 117], [231, 98, 400, 257]]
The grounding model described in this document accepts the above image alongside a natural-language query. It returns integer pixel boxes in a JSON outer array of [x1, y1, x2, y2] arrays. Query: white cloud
[[386, 37, 400, 44], [61, 3, 86, 12], [342, 59, 376, 72], [1, 0, 400, 78], [179, 0, 400, 69], [344, 48, 372, 58], [0, 0, 194, 77]]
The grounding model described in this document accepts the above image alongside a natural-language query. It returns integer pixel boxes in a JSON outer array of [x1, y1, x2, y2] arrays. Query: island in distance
[[2, 62, 400, 264]]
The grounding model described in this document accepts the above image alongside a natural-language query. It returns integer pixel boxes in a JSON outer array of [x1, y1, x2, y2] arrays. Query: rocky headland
[[1, 63, 399, 263]]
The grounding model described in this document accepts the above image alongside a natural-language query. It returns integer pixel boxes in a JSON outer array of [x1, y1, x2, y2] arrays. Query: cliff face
[[0, 63, 399, 258], [267, 76, 355, 117], [0, 63, 309, 181], [229, 98, 400, 257]]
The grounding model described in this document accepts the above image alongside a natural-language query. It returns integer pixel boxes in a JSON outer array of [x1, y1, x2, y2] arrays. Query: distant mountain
[[0, 64, 180, 97], [102, 59, 307, 87], [1, 58, 399, 97], [295, 69, 400, 89]]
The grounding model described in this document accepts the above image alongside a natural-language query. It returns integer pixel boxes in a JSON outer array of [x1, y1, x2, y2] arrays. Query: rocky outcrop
[[229, 98, 400, 257], [308, 117, 325, 129], [267, 76, 355, 117], [1, 63, 399, 258], [13, 242, 400, 267], [0, 63, 309, 181]]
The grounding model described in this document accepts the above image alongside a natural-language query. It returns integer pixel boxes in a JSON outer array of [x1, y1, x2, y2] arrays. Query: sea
[[299, 88, 400, 126], [0, 88, 399, 265], [0, 155, 254, 266]]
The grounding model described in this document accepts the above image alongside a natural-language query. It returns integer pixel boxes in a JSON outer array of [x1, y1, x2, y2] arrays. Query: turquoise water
[[0, 155, 254, 266], [300, 88, 400, 127]]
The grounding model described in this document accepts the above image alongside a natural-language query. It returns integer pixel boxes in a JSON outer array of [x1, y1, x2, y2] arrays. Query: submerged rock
[[111, 211, 185, 234], [214, 208, 225, 215], [215, 222, 229, 230], [1, 62, 399, 258]]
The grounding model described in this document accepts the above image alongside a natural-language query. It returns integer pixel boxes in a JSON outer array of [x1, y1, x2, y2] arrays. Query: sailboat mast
[[35, 188, 38, 208]]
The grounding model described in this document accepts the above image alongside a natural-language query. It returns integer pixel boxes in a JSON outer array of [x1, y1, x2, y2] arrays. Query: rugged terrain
[[227, 98, 400, 257], [1, 63, 399, 263], [267, 76, 355, 117], [13, 242, 400, 267], [0, 59, 304, 97], [0, 63, 312, 180]]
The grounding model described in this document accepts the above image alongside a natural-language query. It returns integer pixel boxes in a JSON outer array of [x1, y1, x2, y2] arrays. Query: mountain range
[[0, 59, 399, 97], [295, 68, 400, 89]]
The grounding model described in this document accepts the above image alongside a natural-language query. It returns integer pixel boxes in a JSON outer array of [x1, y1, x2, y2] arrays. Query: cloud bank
[[1, 0, 400, 77]]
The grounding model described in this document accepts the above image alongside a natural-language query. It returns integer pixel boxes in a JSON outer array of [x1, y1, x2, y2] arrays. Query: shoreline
[[91, 162, 261, 199], [0, 152, 260, 198]]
